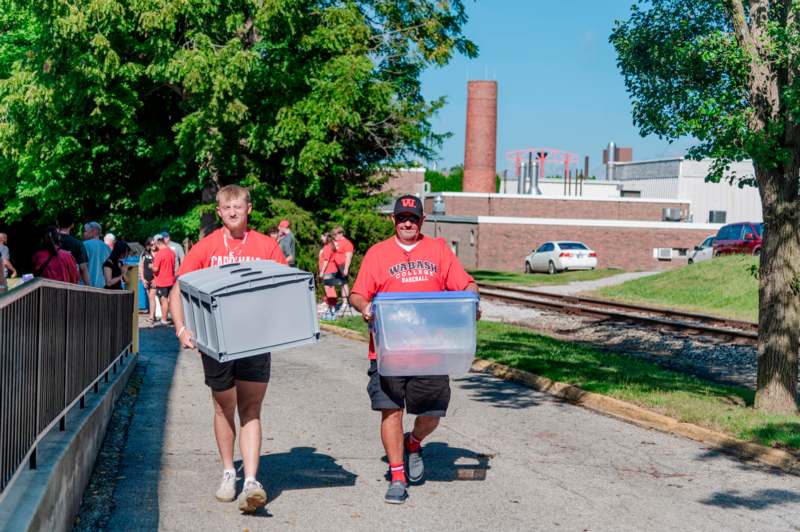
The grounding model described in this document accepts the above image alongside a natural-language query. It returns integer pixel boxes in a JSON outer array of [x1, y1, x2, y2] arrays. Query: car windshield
[[755, 223, 764, 237], [557, 242, 588, 250]]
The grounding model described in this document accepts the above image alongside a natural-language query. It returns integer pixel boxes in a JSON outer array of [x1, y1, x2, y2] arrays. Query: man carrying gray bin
[[349, 194, 481, 505], [169, 185, 287, 514]]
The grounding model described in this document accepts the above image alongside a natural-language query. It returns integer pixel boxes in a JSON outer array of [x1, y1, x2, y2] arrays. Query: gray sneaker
[[404, 433, 424, 483], [238, 479, 267, 514], [215, 470, 236, 502], [384, 480, 408, 504]]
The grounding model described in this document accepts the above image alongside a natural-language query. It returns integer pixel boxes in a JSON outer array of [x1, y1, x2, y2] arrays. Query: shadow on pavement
[[457, 373, 547, 409], [103, 324, 182, 530], [240, 446, 357, 504], [382, 442, 493, 483], [700, 488, 800, 510]]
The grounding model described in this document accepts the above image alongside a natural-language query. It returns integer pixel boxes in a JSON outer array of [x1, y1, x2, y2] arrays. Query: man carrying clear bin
[[349, 194, 481, 505], [169, 185, 286, 514]]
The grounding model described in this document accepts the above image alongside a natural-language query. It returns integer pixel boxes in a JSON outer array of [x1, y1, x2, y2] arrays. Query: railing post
[[124, 265, 140, 354]]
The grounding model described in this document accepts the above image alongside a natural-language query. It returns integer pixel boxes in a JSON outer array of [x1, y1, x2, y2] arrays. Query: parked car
[[524, 241, 597, 274], [688, 235, 715, 264], [712, 222, 763, 256]]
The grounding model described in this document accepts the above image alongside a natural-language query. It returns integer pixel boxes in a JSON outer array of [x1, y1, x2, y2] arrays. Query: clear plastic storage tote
[[371, 291, 478, 376]]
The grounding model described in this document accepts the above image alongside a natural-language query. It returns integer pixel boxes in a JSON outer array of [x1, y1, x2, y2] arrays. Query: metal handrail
[[0, 279, 134, 498]]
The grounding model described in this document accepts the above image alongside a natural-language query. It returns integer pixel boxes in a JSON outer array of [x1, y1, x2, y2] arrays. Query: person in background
[[83, 221, 111, 288], [103, 240, 131, 290], [161, 231, 185, 273], [349, 195, 480, 505], [0, 232, 18, 281], [56, 209, 91, 285], [277, 220, 296, 267], [318, 232, 340, 320], [267, 225, 279, 240], [104, 232, 116, 249], [151, 234, 176, 325], [0, 258, 6, 292], [31, 226, 80, 284], [139, 237, 157, 326], [332, 226, 354, 310]]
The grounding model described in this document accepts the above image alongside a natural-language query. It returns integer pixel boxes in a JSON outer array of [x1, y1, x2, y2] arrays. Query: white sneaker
[[215, 470, 237, 502], [238, 479, 267, 513]]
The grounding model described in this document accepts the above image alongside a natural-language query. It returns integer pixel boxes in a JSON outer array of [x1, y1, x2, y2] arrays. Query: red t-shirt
[[152, 247, 177, 287], [32, 249, 79, 284], [333, 237, 354, 268], [351, 235, 474, 359], [177, 228, 286, 277], [318, 244, 338, 274]]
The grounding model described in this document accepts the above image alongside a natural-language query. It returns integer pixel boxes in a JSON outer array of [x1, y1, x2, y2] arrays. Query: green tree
[[0, 0, 476, 244], [612, 0, 800, 413], [425, 165, 463, 192]]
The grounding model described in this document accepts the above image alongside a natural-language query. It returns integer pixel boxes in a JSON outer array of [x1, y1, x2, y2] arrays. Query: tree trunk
[[754, 172, 800, 414], [199, 183, 218, 238]]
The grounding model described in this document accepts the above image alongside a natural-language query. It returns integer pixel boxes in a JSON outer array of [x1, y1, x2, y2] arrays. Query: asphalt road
[[103, 326, 800, 531]]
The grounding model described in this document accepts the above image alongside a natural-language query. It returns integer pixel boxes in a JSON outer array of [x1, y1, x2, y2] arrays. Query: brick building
[[421, 193, 720, 272]]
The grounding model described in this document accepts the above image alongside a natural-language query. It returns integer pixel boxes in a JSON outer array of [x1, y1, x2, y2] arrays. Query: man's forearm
[[169, 283, 185, 331], [466, 281, 479, 296], [79, 263, 90, 285], [349, 292, 369, 313]]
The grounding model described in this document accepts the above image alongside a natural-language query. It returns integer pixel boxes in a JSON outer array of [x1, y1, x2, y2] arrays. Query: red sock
[[406, 433, 422, 452], [389, 463, 406, 483]]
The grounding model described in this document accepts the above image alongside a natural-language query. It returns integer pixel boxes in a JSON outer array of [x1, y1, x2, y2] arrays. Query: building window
[[451, 241, 459, 256], [621, 190, 642, 198], [469, 230, 475, 246]]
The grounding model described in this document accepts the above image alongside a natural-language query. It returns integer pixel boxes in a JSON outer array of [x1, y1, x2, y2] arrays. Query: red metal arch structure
[[505, 147, 582, 180]]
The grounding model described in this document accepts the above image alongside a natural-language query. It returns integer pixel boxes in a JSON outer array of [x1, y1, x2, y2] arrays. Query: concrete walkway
[[535, 271, 659, 295], [105, 326, 800, 531]]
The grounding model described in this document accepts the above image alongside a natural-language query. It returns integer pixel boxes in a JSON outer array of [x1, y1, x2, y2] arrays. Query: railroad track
[[477, 282, 758, 344]]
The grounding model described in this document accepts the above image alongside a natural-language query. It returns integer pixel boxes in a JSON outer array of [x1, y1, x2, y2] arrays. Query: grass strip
[[592, 255, 758, 322], [469, 268, 623, 287], [333, 316, 799, 452]]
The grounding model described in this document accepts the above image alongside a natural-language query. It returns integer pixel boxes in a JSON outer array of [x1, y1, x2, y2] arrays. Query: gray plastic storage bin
[[372, 291, 478, 377], [179, 260, 319, 362]]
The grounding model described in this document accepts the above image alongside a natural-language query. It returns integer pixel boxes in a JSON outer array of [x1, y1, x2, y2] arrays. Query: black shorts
[[367, 361, 450, 417], [322, 274, 343, 287], [156, 285, 172, 298], [201, 353, 272, 392]]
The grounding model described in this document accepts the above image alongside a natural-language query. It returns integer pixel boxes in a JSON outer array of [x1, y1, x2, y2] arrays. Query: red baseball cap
[[278, 220, 290, 229]]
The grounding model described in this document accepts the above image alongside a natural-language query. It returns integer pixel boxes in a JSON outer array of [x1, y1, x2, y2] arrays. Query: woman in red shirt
[[31, 226, 80, 284]]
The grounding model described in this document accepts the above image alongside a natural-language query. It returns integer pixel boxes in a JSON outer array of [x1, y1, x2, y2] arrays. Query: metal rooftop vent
[[662, 208, 682, 222]]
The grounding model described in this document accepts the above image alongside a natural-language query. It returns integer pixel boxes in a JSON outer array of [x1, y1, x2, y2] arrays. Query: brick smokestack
[[463, 80, 497, 193]]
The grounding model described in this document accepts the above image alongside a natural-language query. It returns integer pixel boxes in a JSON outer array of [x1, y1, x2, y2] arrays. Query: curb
[[319, 323, 800, 475]]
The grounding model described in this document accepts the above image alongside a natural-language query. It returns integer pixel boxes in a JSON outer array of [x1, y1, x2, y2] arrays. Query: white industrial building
[[609, 158, 762, 224]]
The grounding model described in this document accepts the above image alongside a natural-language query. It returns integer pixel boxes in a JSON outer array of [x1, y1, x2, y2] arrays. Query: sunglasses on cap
[[395, 214, 421, 224]]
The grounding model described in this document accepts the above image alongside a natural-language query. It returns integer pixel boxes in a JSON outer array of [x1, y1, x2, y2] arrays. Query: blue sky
[[420, 0, 695, 176]]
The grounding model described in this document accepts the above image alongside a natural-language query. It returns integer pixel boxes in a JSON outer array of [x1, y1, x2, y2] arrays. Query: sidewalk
[[534, 271, 659, 295], [104, 326, 800, 531]]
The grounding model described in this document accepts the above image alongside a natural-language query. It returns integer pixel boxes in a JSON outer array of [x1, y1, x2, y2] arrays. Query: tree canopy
[[612, 0, 800, 413], [0, 0, 476, 245]]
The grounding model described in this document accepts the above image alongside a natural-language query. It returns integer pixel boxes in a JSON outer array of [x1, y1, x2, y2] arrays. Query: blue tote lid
[[373, 290, 478, 301]]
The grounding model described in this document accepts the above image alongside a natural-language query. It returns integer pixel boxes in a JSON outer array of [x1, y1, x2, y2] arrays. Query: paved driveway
[[105, 327, 800, 531]]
